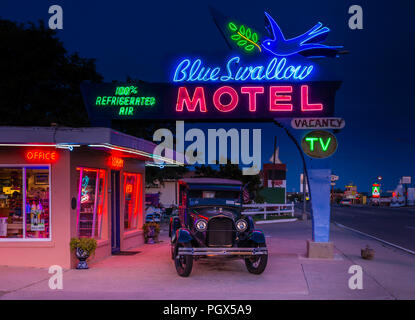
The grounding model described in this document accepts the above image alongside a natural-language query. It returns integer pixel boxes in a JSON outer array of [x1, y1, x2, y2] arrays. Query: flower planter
[[75, 247, 90, 269], [361, 246, 375, 260], [143, 222, 160, 244]]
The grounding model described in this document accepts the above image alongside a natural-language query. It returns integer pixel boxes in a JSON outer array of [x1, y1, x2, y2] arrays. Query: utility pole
[[272, 136, 276, 188], [302, 171, 307, 219]]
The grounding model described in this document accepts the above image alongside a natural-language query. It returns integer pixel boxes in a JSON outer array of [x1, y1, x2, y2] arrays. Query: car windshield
[[188, 190, 240, 199]]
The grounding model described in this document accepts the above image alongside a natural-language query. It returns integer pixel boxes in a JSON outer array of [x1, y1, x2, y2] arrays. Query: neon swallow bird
[[262, 12, 343, 58]]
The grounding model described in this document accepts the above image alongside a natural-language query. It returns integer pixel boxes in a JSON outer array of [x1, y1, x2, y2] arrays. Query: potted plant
[[70, 237, 97, 269], [361, 245, 375, 260], [143, 222, 160, 244]]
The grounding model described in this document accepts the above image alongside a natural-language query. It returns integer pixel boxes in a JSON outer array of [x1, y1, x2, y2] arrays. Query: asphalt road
[[330, 205, 415, 252]]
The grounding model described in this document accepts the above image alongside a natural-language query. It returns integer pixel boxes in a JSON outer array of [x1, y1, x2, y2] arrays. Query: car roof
[[180, 178, 243, 186]]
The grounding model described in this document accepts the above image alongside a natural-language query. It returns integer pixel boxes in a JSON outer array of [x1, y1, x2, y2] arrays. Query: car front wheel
[[245, 248, 268, 275], [174, 242, 193, 277]]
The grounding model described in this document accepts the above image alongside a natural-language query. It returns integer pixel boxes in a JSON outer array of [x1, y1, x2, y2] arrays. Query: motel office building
[[0, 127, 175, 268]]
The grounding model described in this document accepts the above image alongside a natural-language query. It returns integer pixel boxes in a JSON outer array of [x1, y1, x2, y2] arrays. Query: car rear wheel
[[174, 242, 193, 277], [245, 246, 268, 275]]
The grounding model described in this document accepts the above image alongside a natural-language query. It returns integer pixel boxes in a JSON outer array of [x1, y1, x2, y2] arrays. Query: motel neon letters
[[176, 85, 323, 113]]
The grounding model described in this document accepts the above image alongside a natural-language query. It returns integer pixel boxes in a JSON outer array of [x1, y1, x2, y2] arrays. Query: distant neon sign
[[176, 84, 323, 113], [372, 183, 380, 198], [25, 150, 58, 163], [173, 56, 314, 83]]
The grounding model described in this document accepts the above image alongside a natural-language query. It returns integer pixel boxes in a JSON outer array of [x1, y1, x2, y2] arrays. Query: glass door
[[111, 170, 120, 254]]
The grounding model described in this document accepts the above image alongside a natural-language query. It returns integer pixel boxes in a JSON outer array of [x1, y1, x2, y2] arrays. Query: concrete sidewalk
[[0, 220, 414, 300]]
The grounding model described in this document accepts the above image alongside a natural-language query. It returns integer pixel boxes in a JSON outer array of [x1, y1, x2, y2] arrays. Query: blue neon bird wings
[[262, 12, 343, 58]]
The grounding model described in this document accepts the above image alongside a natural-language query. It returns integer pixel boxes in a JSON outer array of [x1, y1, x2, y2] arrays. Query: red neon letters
[[109, 156, 124, 169], [269, 86, 293, 111], [176, 87, 207, 112], [301, 85, 323, 111], [176, 85, 323, 113], [213, 86, 238, 112], [25, 150, 58, 162], [241, 87, 264, 112]]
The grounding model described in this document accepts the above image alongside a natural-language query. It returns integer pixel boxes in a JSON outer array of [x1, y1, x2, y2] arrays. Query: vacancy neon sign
[[176, 84, 323, 113]]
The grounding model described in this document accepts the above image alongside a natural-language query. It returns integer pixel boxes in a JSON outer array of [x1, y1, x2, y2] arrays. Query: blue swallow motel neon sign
[[173, 56, 314, 83]]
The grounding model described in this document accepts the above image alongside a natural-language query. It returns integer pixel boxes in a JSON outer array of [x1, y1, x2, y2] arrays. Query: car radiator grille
[[207, 217, 235, 247]]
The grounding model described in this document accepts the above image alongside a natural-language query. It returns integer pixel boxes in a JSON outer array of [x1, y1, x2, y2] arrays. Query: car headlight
[[235, 219, 248, 232], [195, 219, 207, 232]]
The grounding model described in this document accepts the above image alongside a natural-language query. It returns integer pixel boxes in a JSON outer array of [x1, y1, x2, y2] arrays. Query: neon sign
[[81, 80, 340, 122], [126, 184, 133, 193], [176, 84, 323, 113], [301, 130, 337, 159], [109, 156, 124, 169], [94, 86, 156, 116], [372, 183, 380, 198], [212, 9, 344, 58], [173, 56, 314, 83], [262, 12, 343, 58], [25, 150, 58, 163], [228, 22, 261, 53], [81, 175, 90, 203]]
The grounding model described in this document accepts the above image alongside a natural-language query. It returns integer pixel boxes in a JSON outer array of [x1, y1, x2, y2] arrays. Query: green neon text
[[95, 96, 156, 106], [305, 137, 331, 152], [305, 137, 319, 151], [319, 137, 331, 151]]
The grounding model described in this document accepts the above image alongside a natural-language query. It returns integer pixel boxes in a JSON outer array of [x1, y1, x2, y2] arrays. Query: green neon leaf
[[231, 34, 241, 41], [228, 22, 237, 31], [245, 44, 255, 51], [237, 40, 247, 46], [252, 33, 258, 43], [239, 25, 246, 35], [245, 28, 251, 40]]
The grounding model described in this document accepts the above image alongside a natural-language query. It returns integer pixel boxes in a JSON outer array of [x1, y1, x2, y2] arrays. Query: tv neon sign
[[176, 84, 323, 113], [301, 130, 337, 159], [173, 56, 314, 83]]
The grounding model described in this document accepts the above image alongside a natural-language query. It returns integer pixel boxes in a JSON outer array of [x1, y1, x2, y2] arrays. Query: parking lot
[[1, 219, 414, 300]]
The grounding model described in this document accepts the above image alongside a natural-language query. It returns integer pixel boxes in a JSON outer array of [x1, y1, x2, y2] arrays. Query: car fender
[[170, 216, 181, 239], [248, 229, 266, 244], [176, 228, 193, 243]]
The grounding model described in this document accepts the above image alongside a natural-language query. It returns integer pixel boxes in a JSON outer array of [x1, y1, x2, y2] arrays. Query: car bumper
[[178, 247, 268, 256]]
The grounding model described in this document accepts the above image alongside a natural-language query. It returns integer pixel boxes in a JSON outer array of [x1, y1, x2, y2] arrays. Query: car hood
[[190, 206, 240, 220]]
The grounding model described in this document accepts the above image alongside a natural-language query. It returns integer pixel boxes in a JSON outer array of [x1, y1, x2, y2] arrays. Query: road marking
[[334, 222, 415, 255]]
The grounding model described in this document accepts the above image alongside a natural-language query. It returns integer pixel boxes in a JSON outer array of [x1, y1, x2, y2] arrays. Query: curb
[[333, 222, 415, 255], [255, 218, 298, 224]]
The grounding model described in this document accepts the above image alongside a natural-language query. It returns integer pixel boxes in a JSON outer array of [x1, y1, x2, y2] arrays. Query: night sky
[[1, 0, 414, 193]]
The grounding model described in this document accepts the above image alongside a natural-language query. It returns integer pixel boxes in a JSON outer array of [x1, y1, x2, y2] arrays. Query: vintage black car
[[169, 178, 268, 277]]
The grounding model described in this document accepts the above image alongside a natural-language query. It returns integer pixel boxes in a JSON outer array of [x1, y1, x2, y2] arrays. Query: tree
[[0, 19, 103, 126]]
